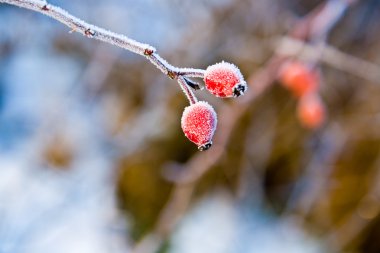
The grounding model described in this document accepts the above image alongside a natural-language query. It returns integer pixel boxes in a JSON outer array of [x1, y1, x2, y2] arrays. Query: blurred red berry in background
[[297, 93, 326, 129], [279, 61, 319, 98]]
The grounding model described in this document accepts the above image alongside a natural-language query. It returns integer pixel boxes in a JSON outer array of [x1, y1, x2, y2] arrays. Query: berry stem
[[177, 69, 205, 78], [177, 76, 198, 105], [0, 0, 206, 85]]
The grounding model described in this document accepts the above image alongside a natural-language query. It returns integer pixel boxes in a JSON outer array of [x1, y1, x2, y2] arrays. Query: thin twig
[[0, 0, 204, 103]]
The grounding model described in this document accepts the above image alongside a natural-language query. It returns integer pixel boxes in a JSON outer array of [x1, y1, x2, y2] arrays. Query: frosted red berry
[[279, 61, 318, 98], [181, 101, 217, 151], [297, 93, 326, 129], [204, 61, 247, 98]]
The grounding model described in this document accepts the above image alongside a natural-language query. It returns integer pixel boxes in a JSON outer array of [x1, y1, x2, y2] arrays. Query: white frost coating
[[0, 0, 155, 56], [148, 53, 175, 75], [0, 0, 246, 135], [204, 61, 247, 97], [148, 54, 205, 79], [181, 101, 217, 146], [0, 0, 208, 100], [205, 61, 244, 82], [178, 68, 206, 78]]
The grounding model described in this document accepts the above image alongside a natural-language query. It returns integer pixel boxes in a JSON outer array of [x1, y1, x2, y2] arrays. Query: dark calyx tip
[[233, 82, 247, 97], [184, 77, 202, 90], [198, 142, 212, 151]]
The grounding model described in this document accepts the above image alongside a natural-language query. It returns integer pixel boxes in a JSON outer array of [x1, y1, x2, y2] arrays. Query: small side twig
[[177, 76, 198, 105]]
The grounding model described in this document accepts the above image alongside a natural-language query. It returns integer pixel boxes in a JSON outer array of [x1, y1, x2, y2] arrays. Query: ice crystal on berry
[[204, 61, 247, 98], [181, 101, 217, 150]]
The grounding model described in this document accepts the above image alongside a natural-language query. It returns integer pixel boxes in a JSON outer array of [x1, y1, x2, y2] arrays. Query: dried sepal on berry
[[279, 61, 319, 98], [183, 77, 202, 90], [204, 61, 247, 98], [181, 101, 217, 151], [297, 93, 326, 129]]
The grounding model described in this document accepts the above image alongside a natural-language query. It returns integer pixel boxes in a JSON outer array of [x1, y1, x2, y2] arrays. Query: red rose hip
[[297, 93, 326, 129], [204, 61, 247, 98], [181, 101, 217, 151], [279, 61, 318, 98]]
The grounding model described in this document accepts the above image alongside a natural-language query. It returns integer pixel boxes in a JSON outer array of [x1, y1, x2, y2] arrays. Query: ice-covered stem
[[0, 0, 205, 86], [177, 77, 198, 105]]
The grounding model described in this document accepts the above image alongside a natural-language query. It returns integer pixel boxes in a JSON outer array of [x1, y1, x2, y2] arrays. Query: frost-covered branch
[[0, 0, 205, 103]]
